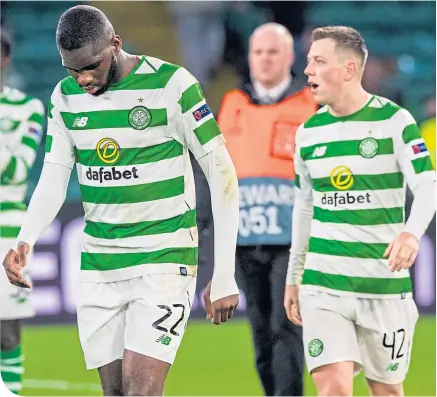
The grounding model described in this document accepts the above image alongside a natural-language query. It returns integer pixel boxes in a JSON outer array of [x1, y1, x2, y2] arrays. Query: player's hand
[[203, 280, 239, 325], [384, 232, 419, 272], [284, 284, 302, 326], [2, 242, 31, 288]]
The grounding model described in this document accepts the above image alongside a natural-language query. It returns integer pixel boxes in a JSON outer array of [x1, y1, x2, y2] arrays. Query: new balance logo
[[156, 335, 172, 346], [312, 146, 327, 157], [72, 117, 88, 128], [386, 363, 399, 372]]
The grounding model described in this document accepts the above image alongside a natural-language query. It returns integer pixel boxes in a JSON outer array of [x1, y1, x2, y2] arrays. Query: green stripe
[[28, 112, 44, 126], [45, 135, 53, 153], [309, 237, 388, 259], [402, 124, 421, 144], [60, 61, 181, 95], [77, 140, 182, 167], [0, 96, 32, 106], [301, 138, 393, 160], [85, 209, 196, 239], [295, 174, 301, 189], [61, 109, 167, 130], [80, 176, 184, 204], [21, 136, 39, 151], [1, 370, 21, 383], [1, 156, 17, 183], [193, 119, 222, 145], [313, 206, 404, 225], [313, 172, 403, 192], [0, 347, 21, 360], [47, 99, 54, 119], [0, 226, 21, 238], [81, 247, 198, 271], [412, 156, 434, 174], [178, 83, 204, 113], [302, 269, 412, 294], [0, 202, 27, 212], [304, 98, 400, 128]]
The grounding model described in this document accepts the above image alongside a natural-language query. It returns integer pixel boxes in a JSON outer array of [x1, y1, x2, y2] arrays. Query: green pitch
[[19, 317, 435, 396]]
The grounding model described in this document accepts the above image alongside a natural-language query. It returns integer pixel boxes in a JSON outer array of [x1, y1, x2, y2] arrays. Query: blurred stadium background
[[0, 1, 435, 395]]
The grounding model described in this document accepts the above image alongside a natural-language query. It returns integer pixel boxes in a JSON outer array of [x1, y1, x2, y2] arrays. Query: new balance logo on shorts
[[386, 362, 399, 371], [156, 335, 172, 345]]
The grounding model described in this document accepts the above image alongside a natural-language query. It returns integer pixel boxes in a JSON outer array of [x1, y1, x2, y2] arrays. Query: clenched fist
[[203, 280, 239, 325], [2, 242, 31, 288]]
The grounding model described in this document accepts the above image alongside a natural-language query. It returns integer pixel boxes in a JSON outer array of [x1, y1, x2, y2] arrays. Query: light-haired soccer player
[[0, 29, 45, 394], [284, 26, 436, 397], [2, 5, 239, 396]]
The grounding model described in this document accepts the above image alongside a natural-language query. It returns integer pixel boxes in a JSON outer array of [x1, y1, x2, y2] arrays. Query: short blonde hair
[[312, 26, 368, 68]]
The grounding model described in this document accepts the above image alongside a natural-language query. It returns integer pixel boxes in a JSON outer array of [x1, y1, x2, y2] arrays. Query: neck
[[116, 51, 140, 82], [257, 75, 290, 90], [328, 85, 371, 117]]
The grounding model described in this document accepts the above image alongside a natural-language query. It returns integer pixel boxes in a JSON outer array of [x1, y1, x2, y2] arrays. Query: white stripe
[[83, 195, 192, 224], [301, 119, 399, 147], [0, 365, 24, 374], [145, 56, 166, 71], [0, 210, 26, 226], [3, 381, 22, 391], [305, 253, 410, 279], [59, 89, 167, 113], [0, 356, 24, 365], [79, 262, 197, 283], [166, 67, 197, 96], [0, 185, 27, 203], [313, 188, 405, 210], [301, 284, 412, 300], [310, 219, 403, 244], [83, 228, 196, 253], [308, 154, 399, 178], [411, 151, 430, 160], [77, 155, 184, 187], [22, 378, 101, 392], [18, 144, 38, 168], [135, 58, 156, 74], [0, 150, 12, 174], [71, 127, 170, 150]]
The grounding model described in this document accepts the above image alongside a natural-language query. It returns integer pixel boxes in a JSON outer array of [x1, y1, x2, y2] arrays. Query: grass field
[[18, 317, 435, 396]]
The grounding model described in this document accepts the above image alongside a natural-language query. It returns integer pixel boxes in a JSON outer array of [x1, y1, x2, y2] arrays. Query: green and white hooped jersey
[[44, 56, 225, 282], [0, 87, 45, 242], [296, 95, 435, 299]]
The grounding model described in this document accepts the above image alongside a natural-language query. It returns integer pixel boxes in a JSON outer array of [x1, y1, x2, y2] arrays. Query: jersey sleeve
[[0, 97, 45, 185], [294, 126, 313, 200], [166, 67, 225, 160], [44, 84, 76, 169], [393, 108, 435, 191]]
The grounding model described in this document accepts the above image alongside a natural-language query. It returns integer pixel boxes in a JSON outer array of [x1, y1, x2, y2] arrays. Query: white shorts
[[300, 289, 419, 384], [0, 239, 35, 320], [77, 273, 197, 369]]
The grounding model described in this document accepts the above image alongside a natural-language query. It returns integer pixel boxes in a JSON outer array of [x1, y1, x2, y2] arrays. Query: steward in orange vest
[[218, 74, 317, 246]]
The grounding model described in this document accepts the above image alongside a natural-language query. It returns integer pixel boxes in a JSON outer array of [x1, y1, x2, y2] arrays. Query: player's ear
[[112, 35, 122, 55], [344, 59, 357, 82]]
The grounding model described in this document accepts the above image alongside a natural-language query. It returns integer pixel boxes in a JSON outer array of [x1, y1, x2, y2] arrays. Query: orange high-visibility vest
[[218, 83, 317, 245]]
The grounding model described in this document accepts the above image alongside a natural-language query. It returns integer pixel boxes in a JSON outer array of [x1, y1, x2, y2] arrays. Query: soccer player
[[284, 26, 436, 396], [2, 5, 239, 396], [0, 29, 45, 394]]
